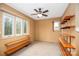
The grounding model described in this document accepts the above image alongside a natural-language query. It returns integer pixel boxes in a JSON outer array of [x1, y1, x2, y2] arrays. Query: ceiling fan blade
[[31, 14, 37, 15], [34, 9, 38, 12], [43, 10, 48, 13], [42, 14, 48, 17], [39, 8, 42, 12], [39, 8, 41, 10]]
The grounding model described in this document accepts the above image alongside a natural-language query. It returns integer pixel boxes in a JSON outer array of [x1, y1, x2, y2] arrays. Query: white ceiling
[[7, 3, 69, 20]]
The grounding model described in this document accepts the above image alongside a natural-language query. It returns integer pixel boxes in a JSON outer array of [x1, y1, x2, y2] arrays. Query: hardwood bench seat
[[5, 38, 29, 47], [4, 37, 31, 55]]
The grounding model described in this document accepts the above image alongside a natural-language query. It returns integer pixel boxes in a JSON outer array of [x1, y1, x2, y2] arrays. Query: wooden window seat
[[4, 37, 31, 55]]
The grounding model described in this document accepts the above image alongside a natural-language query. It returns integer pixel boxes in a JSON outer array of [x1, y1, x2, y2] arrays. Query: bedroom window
[[54, 21, 60, 31], [2, 13, 14, 37], [22, 20, 26, 34], [2, 12, 29, 37], [15, 17, 22, 35], [22, 20, 28, 35]]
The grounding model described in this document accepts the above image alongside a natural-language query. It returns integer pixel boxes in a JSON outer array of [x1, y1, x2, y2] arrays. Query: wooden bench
[[4, 37, 31, 55]]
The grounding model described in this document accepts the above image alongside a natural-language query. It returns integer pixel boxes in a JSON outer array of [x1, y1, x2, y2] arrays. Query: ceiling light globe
[[37, 14, 42, 17]]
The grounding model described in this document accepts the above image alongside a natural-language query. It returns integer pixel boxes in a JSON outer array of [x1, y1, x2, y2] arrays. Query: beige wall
[[30, 19, 35, 41], [74, 4, 79, 55], [62, 4, 75, 19], [0, 4, 35, 55], [35, 18, 61, 43]]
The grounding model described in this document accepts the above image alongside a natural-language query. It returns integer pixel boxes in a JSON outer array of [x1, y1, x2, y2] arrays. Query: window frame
[[2, 12, 29, 38], [15, 17, 22, 36], [2, 13, 14, 37], [22, 20, 29, 35], [53, 20, 60, 31]]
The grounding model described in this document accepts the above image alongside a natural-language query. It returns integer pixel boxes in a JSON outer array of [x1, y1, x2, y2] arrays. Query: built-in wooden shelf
[[61, 26, 75, 29], [60, 15, 75, 56], [61, 20, 67, 24], [64, 15, 74, 20], [61, 15, 75, 24], [59, 37, 75, 49], [59, 42, 72, 56], [63, 32, 75, 38]]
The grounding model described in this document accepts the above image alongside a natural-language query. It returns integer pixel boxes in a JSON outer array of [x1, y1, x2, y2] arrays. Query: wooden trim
[[61, 26, 75, 29], [52, 21, 54, 32]]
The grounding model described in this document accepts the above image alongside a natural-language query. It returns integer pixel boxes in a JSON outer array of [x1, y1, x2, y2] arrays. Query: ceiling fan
[[31, 8, 49, 18]]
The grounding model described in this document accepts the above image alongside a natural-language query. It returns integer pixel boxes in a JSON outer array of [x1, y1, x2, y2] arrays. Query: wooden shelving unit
[[61, 15, 74, 24], [59, 42, 72, 56], [59, 37, 75, 49], [61, 26, 75, 29], [63, 32, 75, 38], [59, 15, 75, 56]]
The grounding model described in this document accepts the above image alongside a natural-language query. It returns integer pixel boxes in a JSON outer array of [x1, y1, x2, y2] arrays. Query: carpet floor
[[11, 41, 62, 56]]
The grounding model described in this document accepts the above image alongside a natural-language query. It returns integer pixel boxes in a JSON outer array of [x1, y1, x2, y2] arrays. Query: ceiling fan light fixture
[[37, 14, 42, 18], [32, 8, 48, 18]]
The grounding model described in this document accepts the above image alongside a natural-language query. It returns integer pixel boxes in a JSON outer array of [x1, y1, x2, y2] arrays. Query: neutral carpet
[[11, 41, 62, 56]]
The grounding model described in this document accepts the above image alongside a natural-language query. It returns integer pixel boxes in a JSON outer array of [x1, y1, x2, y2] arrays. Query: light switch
[[75, 27, 79, 32]]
